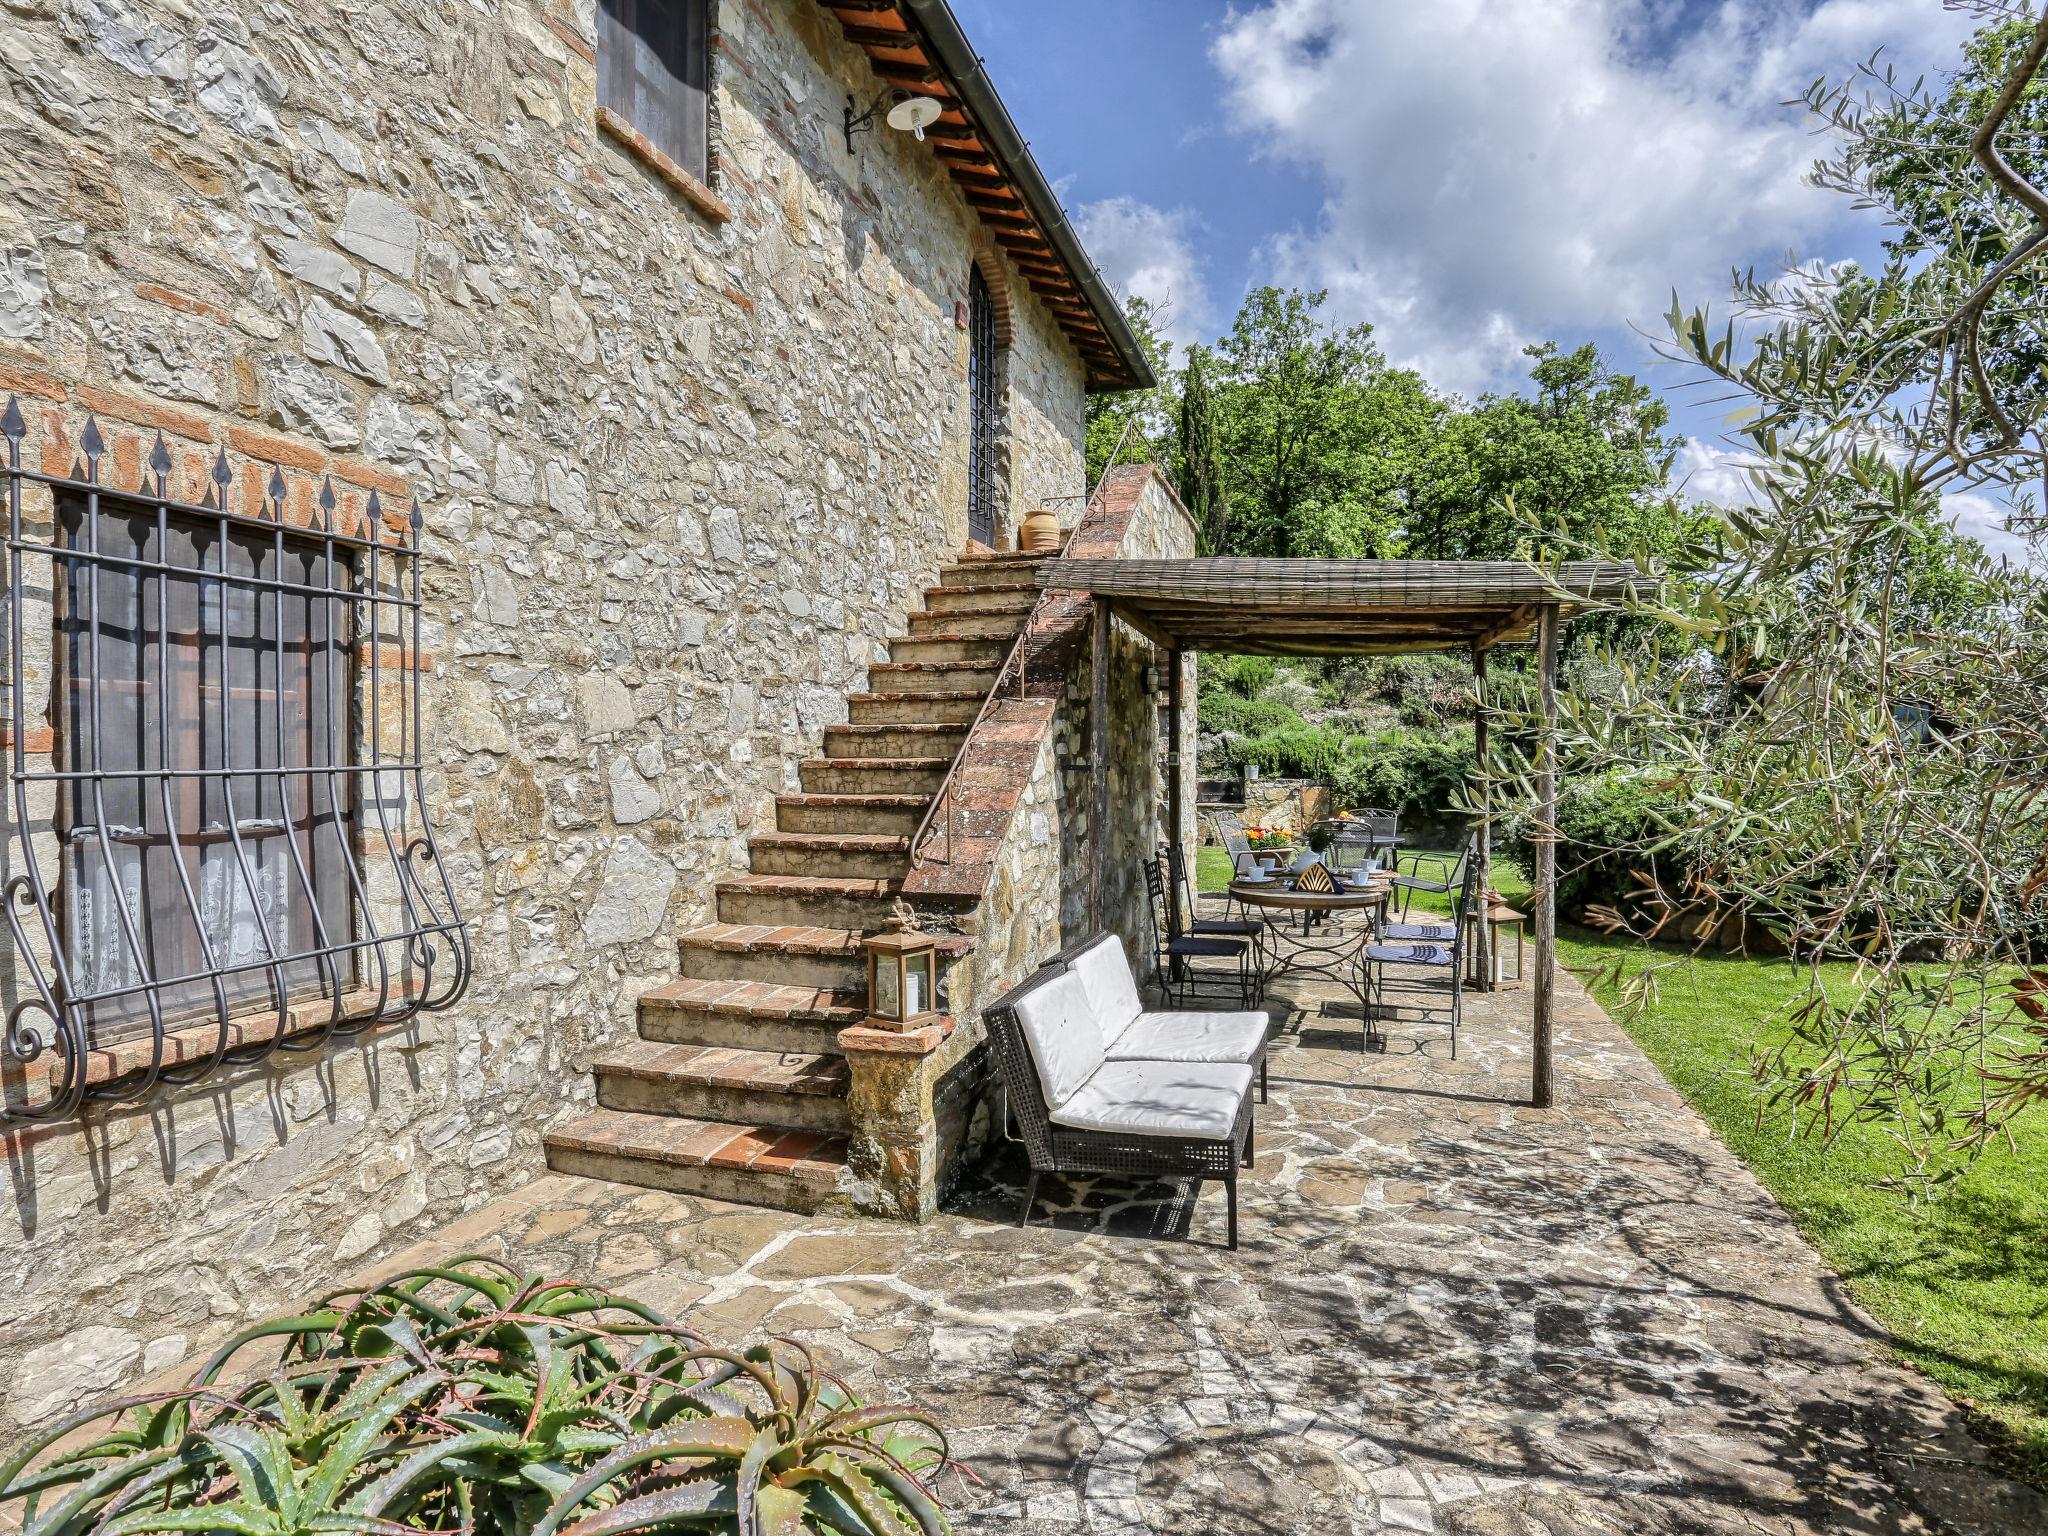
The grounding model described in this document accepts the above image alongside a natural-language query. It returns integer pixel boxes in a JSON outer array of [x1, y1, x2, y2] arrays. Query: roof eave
[[896, 0, 1156, 394]]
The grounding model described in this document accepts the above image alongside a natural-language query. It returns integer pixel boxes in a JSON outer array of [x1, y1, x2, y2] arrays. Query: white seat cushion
[[1106, 1009, 1266, 1065], [1068, 933, 1144, 1037], [1011, 969, 1105, 1108], [1049, 1060, 1253, 1141]]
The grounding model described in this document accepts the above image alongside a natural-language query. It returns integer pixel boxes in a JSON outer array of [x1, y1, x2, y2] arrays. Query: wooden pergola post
[[1088, 597, 1110, 931], [1471, 643, 1491, 991], [1531, 603, 1559, 1108], [1165, 646, 1184, 875]]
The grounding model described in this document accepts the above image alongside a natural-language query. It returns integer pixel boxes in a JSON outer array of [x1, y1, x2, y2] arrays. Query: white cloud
[[1212, 0, 1980, 395], [1073, 196, 1212, 355]]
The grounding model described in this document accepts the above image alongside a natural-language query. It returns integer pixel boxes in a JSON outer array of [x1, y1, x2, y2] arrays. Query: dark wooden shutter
[[599, 0, 711, 182]]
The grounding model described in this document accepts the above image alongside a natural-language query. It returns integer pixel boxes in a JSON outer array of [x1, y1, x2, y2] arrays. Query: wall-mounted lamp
[[844, 89, 944, 154]]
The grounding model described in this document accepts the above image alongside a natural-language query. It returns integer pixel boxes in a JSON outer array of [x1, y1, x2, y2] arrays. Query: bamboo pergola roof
[[1038, 558, 1648, 657]]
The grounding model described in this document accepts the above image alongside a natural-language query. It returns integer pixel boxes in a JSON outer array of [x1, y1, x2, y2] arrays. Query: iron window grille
[[967, 264, 1001, 547], [1, 398, 471, 1119]]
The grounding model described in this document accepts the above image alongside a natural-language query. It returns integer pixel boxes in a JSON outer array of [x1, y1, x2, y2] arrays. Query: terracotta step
[[948, 548, 1050, 572], [592, 1042, 851, 1131], [846, 690, 983, 726], [679, 923, 869, 988], [775, 793, 929, 836], [888, 633, 1012, 666], [715, 874, 909, 929], [544, 1108, 851, 1214], [798, 757, 950, 796], [823, 723, 968, 761], [936, 559, 1043, 583], [923, 583, 1042, 614], [864, 659, 1002, 696], [906, 607, 1032, 639], [640, 976, 863, 1053], [748, 831, 910, 879]]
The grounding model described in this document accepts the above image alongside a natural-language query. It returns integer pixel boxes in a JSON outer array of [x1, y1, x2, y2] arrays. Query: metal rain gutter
[[900, 0, 1157, 393]]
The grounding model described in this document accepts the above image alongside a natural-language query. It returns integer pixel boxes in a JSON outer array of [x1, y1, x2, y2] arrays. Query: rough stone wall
[[0, 0, 1088, 1441]]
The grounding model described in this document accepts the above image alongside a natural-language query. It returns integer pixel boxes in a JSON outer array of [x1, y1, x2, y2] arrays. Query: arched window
[[967, 264, 1002, 547]]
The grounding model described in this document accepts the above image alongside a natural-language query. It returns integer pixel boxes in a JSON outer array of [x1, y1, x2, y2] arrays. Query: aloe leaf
[[731, 1426, 780, 1535], [555, 1479, 734, 1536], [96, 1501, 278, 1536], [346, 1429, 516, 1518], [194, 1315, 344, 1388], [305, 1369, 447, 1510], [17, 1443, 192, 1536], [781, 1452, 920, 1536], [529, 1422, 755, 1536], [752, 1484, 811, 1536], [850, 1457, 950, 1536]]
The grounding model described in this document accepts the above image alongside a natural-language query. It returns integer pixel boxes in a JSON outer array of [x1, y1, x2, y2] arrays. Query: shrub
[[1329, 728, 1474, 821], [0, 1259, 952, 1536], [1507, 767, 1691, 921], [1202, 653, 1276, 700], [1196, 692, 1303, 741]]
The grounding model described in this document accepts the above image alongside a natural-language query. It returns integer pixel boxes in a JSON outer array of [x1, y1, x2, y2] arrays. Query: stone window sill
[[596, 107, 731, 224], [3, 985, 419, 1115]]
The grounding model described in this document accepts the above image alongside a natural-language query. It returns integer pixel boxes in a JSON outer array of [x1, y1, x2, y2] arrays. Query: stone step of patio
[[592, 1042, 852, 1132], [678, 923, 870, 989], [863, 659, 1002, 695], [639, 976, 863, 1053], [747, 831, 910, 880], [797, 756, 951, 796], [905, 606, 1033, 639], [774, 792, 929, 836], [951, 547, 1050, 569], [886, 633, 1013, 666], [823, 722, 968, 761], [543, 1109, 851, 1214], [845, 689, 983, 726], [715, 874, 922, 930], [922, 582, 1042, 614], [929, 563, 1043, 585]]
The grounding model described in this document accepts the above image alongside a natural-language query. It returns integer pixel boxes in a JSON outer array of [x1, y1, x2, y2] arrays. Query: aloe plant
[[0, 1259, 950, 1536]]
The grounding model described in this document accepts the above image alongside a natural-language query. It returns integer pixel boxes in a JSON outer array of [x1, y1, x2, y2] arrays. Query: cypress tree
[[1178, 347, 1230, 554]]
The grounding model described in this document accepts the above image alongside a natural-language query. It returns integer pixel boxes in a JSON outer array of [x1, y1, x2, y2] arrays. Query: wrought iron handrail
[[908, 421, 1137, 870]]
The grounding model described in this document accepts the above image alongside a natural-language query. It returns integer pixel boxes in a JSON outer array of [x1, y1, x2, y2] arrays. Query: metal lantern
[[863, 930, 940, 1031], [1469, 897, 1527, 988]]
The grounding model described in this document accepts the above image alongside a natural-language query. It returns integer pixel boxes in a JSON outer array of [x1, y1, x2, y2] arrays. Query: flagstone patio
[[368, 965, 2044, 1535]]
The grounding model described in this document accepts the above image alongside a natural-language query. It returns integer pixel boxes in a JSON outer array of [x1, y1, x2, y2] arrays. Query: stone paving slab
[[362, 967, 2045, 1535]]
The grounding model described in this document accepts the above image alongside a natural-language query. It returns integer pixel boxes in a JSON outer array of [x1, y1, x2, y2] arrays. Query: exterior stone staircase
[[543, 548, 1046, 1212]]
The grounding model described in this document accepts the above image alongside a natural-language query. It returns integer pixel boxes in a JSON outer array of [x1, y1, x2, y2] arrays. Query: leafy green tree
[[1404, 343, 1702, 562], [1208, 287, 1440, 558], [1488, 5, 2048, 1187], [1177, 346, 1229, 552], [1086, 293, 1176, 482]]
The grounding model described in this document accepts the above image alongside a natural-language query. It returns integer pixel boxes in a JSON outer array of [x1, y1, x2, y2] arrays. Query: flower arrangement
[[1243, 824, 1290, 851]]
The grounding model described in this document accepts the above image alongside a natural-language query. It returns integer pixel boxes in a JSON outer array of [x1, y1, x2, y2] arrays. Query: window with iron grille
[[1, 400, 471, 1119], [967, 264, 1002, 547], [599, 0, 712, 184]]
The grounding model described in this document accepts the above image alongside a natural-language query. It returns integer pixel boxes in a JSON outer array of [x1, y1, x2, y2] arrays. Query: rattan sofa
[[983, 933, 1267, 1249]]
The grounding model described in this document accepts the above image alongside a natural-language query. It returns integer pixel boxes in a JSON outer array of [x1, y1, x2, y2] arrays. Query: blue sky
[[949, 0, 2017, 550]]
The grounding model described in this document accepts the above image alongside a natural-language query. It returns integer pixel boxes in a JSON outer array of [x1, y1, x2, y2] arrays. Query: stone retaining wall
[[0, 0, 1088, 1443]]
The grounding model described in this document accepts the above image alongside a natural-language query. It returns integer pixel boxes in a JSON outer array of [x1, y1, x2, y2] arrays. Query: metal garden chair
[[1145, 856, 1255, 1007]]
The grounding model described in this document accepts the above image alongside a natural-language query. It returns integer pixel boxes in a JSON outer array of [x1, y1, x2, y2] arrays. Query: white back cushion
[[1011, 969, 1105, 1108], [1069, 934, 1145, 1039]]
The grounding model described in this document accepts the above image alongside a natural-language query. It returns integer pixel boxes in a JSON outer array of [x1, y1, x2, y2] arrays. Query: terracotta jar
[[1018, 508, 1062, 552]]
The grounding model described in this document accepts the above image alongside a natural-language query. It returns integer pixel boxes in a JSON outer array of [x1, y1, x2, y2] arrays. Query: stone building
[[0, 0, 1196, 1441]]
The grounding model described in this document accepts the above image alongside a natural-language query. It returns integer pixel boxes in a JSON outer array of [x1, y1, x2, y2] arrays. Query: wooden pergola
[[1040, 556, 1648, 1109]]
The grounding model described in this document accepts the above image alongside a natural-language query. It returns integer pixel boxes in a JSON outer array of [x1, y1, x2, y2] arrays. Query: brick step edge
[[643, 976, 864, 1019], [593, 1042, 848, 1096], [545, 1109, 846, 1183]]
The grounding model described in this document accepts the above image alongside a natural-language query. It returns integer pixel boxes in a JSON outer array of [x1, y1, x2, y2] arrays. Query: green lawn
[[1197, 839, 2048, 1481]]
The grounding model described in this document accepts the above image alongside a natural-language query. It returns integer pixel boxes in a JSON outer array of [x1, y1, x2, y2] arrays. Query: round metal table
[[1228, 875, 1392, 1048]]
